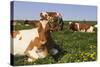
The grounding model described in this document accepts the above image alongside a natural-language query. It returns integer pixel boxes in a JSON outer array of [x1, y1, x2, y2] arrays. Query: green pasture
[[12, 20, 97, 66]]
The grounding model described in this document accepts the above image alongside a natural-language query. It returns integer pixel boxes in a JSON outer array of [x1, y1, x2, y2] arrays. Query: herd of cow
[[11, 12, 97, 62]]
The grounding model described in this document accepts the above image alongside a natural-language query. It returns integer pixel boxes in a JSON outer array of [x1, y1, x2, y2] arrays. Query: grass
[[11, 21, 97, 66]]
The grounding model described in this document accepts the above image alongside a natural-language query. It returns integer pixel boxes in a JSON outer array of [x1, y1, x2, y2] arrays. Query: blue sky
[[12, 1, 97, 21]]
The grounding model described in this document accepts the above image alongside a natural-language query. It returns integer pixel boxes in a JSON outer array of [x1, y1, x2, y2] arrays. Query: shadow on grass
[[46, 30, 67, 62]]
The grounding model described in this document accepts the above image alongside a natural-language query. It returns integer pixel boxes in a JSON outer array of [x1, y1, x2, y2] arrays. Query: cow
[[40, 12, 64, 31], [11, 19, 59, 62], [69, 22, 95, 33]]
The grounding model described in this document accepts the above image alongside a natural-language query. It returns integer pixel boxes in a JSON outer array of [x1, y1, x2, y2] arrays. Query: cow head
[[40, 12, 49, 20]]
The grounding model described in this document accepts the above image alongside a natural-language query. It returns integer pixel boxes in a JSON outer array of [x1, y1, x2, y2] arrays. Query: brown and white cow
[[69, 22, 95, 33], [11, 20, 49, 62], [40, 12, 64, 31], [40, 12, 59, 20], [11, 19, 58, 62]]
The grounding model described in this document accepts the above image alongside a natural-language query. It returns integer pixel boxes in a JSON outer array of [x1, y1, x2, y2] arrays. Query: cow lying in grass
[[11, 20, 59, 62], [69, 22, 95, 33]]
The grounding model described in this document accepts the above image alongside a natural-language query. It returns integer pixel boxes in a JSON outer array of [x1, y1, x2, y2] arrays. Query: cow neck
[[40, 20, 48, 30], [38, 22, 47, 45]]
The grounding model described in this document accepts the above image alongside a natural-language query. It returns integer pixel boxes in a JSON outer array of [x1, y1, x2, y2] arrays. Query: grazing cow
[[11, 19, 59, 62], [40, 12, 64, 31], [69, 22, 95, 33]]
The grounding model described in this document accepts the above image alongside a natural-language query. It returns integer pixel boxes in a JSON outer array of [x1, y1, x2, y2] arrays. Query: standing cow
[[40, 12, 64, 31]]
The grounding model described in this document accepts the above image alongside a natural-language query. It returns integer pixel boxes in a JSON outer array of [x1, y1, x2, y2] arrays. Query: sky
[[11, 1, 97, 21]]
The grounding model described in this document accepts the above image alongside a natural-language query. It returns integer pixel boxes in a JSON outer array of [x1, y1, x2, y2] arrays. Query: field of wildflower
[[11, 21, 97, 66]]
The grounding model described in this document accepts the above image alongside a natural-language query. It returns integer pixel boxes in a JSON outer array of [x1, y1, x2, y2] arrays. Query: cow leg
[[24, 50, 37, 62], [25, 47, 40, 62], [27, 49, 39, 62], [24, 38, 39, 62]]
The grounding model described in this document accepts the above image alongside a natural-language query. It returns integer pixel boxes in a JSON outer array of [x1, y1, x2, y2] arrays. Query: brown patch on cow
[[24, 37, 39, 53], [24, 37, 48, 59], [69, 22, 78, 31], [41, 47, 48, 57], [24, 21, 48, 56], [11, 31, 20, 38], [49, 22, 60, 31], [46, 12, 58, 17], [78, 23, 90, 31]]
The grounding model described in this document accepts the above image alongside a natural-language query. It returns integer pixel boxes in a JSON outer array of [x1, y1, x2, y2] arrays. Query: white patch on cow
[[41, 12, 48, 17], [80, 29, 85, 32], [86, 26, 94, 33], [40, 20, 48, 29], [50, 48, 58, 55], [12, 28, 39, 55], [75, 23, 80, 31]]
